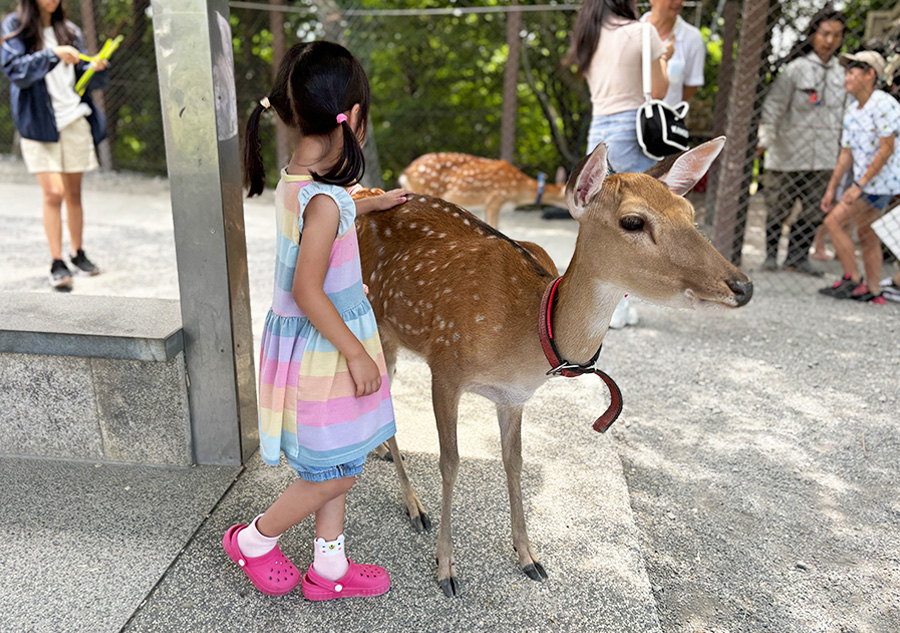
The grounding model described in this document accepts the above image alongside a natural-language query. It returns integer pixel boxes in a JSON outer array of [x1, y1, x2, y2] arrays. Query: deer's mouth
[[683, 288, 741, 309]]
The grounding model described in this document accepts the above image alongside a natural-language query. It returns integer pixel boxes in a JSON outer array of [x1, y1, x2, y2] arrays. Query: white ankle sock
[[313, 534, 349, 581], [237, 514, 281, 558]]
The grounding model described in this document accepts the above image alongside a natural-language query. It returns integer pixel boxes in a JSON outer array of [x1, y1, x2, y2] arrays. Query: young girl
[[224, 41, 408, 600], [1, 0, 108, 289], [819, 50, 900, 305]]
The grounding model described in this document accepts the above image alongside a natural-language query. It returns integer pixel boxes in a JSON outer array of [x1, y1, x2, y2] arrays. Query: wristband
[[853, 180, 865, 189]]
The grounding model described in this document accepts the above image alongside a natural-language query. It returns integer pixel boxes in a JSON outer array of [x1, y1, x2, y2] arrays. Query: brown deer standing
[[356, 139, 752, 597], [399, 152, 568, 228]]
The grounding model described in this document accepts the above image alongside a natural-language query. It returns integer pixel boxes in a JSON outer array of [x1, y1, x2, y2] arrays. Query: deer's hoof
[[411, 512, 432, 533], [523, 562, 548, 581], [438, 576, 460, 598]]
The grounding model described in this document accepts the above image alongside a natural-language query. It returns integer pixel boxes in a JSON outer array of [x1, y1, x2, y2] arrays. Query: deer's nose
[[727, 279, 753, 307]]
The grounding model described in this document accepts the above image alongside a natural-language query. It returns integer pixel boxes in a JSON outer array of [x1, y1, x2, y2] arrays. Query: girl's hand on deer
[[347, 352, 381, 397], [373, 189, 412, 212], [53, 46, 81, 65], [363, 283, 369, 296]]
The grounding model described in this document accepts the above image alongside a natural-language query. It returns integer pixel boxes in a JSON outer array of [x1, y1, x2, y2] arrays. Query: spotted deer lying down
[[355, 139, 752, 597], [399, 152, 567, 228]]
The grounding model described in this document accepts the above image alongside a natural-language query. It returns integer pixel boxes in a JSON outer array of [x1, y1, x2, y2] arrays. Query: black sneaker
[[49, 259, 73, 290], [782, 260, 824, 277], [70, 249, 100, 276], [819, 275, 862, 299]]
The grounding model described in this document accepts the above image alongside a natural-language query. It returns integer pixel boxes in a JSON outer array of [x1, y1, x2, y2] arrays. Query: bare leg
[[61, 172, 85, 254], [857, 206, 883, 293], [314, 493, 347, 541], [256, 476, 355, 537], [36, 173, 65, 261], [824, 199, 866, 282], [811, 224, 830, 260]]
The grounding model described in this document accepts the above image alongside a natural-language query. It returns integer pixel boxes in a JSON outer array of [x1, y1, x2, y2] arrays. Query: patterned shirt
[[842, 90, 900, 195]]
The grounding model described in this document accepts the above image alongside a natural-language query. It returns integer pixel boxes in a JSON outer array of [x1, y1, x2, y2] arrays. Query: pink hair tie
[[336, 113, 348, 125]]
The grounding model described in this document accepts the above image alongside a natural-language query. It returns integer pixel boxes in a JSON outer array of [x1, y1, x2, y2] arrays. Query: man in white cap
[[819, 49, 900, 305]]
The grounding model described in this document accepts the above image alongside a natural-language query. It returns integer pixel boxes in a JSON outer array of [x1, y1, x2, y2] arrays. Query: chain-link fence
[[2, 0, 899, 302]]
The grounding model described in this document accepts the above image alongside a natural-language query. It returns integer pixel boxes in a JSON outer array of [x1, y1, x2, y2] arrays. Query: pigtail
[[312, 120, 366, 187], [243, 102, 267, 197]]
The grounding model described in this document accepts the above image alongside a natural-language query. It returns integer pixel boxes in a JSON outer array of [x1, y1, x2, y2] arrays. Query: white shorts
[[20, 117, 99, 174]]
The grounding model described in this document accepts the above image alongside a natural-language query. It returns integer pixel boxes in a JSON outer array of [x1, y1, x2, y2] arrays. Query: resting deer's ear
[[646, 136, 726, 196], [566, 144, 609, 220]]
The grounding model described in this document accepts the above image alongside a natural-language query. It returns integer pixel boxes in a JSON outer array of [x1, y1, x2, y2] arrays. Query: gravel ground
[[607, 284, 900, 633]]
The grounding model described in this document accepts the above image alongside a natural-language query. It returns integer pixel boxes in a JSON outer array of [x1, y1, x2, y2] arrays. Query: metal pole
[[150, 0, 258, 465]]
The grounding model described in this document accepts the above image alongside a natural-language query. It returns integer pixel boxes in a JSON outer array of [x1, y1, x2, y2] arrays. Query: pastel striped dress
[[257, 173, 396, 468]]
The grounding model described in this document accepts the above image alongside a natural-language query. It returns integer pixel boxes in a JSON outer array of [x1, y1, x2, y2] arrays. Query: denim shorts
[[284, 453, 367, 482], [587, 110, 658, 174], [863, 194, 894, 211]]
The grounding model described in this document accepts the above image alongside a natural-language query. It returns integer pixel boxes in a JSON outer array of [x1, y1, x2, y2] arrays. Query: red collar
[[538, 277, 622, 433]]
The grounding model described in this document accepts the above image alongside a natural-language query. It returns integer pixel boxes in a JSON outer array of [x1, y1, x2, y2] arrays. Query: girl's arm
[[354, 188, 411, 216], [0, 28, 62, 87], [293, 194, 381, 397], [821, 147, 854, 212]]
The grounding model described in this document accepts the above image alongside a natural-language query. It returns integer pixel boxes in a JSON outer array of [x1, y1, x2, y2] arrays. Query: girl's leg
[[313, 493, 350, 580], [314, 492, 347, 541], [61, 172, 85, 254], [823, 199, 867, 282], [256, 476, 354, 537], [857, 205, 883, 294], [36, 172, 66, 261]]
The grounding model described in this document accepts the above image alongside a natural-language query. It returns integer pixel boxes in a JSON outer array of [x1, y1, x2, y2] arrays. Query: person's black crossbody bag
[[636, 23, 691, 161]]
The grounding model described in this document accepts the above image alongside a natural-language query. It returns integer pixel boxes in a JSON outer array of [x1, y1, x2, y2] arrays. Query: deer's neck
[[551, 254, 623, 364]]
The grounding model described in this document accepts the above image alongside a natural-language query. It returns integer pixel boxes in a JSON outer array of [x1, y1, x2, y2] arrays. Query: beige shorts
[[20, 117, 99, 174]]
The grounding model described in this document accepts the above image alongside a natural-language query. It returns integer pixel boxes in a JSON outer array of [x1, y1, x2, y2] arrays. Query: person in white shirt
[[641, 0, 706, 107], [819, 50, 900, 305]]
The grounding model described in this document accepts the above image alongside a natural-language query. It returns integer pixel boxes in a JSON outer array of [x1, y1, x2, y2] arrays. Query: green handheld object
[[74, 35, 124, 96]]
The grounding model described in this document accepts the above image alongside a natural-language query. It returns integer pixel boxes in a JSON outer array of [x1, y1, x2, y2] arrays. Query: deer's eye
[[620, 216, 645, 232]]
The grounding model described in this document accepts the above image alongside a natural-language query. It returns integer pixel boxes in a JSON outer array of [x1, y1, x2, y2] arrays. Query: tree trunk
[[500, 3, 521, 163], [712, 0, 770, 265], [704, 1, 740, 226]]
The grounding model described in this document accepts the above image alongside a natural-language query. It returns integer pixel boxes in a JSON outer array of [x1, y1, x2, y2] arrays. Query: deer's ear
[[566, 144, 609, 220], [647, 136, 726, 196]]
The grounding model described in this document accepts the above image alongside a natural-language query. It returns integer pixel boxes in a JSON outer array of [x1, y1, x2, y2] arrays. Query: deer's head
[[565, 138, 752, 310]]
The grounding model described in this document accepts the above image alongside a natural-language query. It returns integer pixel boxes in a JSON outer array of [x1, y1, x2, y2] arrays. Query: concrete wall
[[0, 294, 192, 465]]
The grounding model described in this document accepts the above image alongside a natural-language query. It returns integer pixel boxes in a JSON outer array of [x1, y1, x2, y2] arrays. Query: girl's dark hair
[[780, 4, 846, 67], [1, 0, 76, 49], [243, 41, 371, 196], [565, 0, 638, 78]]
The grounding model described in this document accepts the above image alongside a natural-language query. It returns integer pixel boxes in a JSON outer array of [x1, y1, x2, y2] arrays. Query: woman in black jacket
[[1, 0, 108, 289]]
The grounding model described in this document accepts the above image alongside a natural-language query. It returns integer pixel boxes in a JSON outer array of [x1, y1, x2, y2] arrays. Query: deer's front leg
[[433, 377, 463, 597], [498, 403, 548, 581]]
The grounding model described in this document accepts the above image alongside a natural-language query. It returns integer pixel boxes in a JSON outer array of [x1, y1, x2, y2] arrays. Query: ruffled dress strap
[[296, 181, 357, 237]]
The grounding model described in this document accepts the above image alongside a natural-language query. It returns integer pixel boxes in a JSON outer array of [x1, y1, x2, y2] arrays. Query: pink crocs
[[301, 559, 390, 601], [222, 524, 301, 596]]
